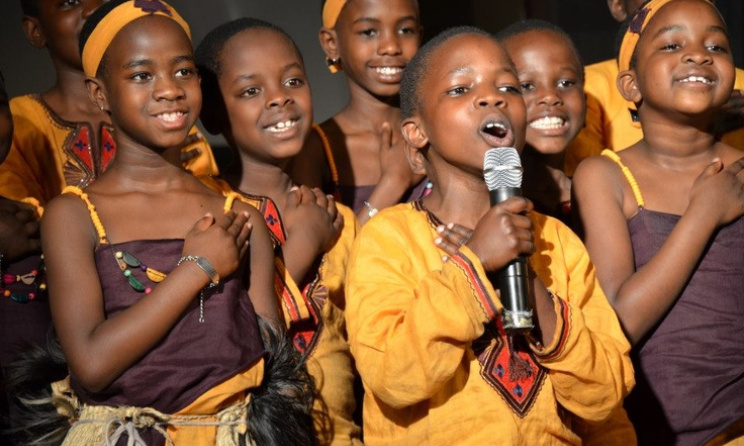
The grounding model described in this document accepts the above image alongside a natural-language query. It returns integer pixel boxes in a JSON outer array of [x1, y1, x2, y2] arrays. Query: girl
[[14, 1, 314, 445], [196, 17, 361, 445], [498, 20, 586, 226], [290, 0, 427, 224], [572, 0, 744, 444]]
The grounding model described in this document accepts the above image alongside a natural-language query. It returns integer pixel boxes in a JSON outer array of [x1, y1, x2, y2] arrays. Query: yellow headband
[[322, 0, 348, 29], [82, 0, 191, 77], [618, 0, 714, 72]]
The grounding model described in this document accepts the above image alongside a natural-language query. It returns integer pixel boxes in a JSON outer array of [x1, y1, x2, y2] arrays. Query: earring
[[325, 57, 340, 74]]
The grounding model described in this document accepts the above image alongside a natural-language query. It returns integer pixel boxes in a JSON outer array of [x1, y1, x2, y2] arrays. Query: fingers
[[436, 223, 473, 248], [310, 187, 329, 209], [236, 215, 253, 258], [725, 156, 744, 177], [434, 235, 461, 257], [192, 212, 216, 233]]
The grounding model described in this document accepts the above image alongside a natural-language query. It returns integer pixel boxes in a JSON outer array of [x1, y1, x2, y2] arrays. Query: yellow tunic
[[566, 59, 744, 170], [201, 175, 362, 445], [345, 202, 635, 445], [1, 94, 218, 205]]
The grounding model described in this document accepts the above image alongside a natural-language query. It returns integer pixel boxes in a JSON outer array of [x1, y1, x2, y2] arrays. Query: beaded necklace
[[0, 253, 47, 304]]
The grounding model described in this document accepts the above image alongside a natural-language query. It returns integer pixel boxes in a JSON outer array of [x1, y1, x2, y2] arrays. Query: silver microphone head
[[483, 147, 522, 190]]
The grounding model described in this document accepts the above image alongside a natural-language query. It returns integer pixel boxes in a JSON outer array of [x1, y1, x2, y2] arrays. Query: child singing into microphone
[[344, 26, 634, 445]]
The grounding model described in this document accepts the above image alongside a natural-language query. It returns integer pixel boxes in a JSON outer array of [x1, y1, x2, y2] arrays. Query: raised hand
[[434, 223, 474, 262], [182, 210, 252, 279], [283, 185, 343, 255], [0, 197, 41, 262], [464, 196, 535, 272], [688, 156, 744, 228], [378, 121, 425, 191]]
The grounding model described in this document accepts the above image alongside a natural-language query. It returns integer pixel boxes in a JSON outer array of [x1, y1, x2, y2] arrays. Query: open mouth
[[266, 119, 298, 134], [678, 75, 714, 85], [482, 121, 509, 138], [529, 116, 566, 130], [156, 111, 185, 123], [373, 67, 404, 76]]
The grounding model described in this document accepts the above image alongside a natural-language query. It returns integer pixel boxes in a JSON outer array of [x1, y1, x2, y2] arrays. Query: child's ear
[[85, 78, 109, 114], [319, 28, 340, 65], [617, 70, 642, 104], [402, 118, 428, 175], [607, 0, 630, 22], [21, 16, 46, 49]]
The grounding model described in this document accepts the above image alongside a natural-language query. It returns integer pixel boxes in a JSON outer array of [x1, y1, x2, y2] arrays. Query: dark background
[[1, 0, 741, 146]]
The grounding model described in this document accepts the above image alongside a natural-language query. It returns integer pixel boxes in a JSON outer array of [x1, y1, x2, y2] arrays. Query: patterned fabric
[[1, 95, 218, 205], [345, 202, 634, 445]]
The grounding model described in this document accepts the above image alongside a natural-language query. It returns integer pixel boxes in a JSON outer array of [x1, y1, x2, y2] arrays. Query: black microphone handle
[[488, 186, 535, 333]]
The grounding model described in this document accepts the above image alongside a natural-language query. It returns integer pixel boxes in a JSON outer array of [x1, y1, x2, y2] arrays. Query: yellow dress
[[201, 176, 363, 445], [566, 59, 744, 172], [1, 95, 218, 206], [345, 202, 635, 445]]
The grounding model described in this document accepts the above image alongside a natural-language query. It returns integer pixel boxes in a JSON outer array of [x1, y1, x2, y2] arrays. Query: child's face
[[26, 0, 105, 69], [97, 16, 201, 150], [333, 0, 421, 98], [503, 30, 585, 156], [0, 76, 12, 163], [406, 34, 526, 179], [631, 0, 734, 118], [217, 28, 312, 163]]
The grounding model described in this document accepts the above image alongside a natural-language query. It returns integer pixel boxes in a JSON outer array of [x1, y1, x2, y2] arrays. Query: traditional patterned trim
[[474, 322, 547, 418], [449, 252, 499, 320], [532, 295, 571, 361]]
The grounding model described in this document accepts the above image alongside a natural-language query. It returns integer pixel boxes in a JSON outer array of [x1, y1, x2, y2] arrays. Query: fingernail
[[434, 237, 442, 244], [447, 223, 455, 229], [441, 255, 448, 262], [436, 225, 445, 233]]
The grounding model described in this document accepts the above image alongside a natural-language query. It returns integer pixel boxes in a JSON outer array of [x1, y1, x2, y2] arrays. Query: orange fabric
[[618, 0, 682, 72], [322, 0, 347, 28], [345, 203, 635, 445], [82, 0, 191, 77], [166, 359, 264, 444], [2, 95, 217, 206]]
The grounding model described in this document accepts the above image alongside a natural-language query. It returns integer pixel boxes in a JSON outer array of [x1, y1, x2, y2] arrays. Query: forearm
[[281, 237, 320, 286], [62, 263, 211, 392], [356, 176, 409, 225], [613, 210, 717, 344]]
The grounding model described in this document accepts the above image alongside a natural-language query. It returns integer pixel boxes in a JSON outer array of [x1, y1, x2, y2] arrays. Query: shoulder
[[9, 95, 42, 116], [584, 59, 619, 94], [573, 152, 623, 188], [41, 190, 96, 243]]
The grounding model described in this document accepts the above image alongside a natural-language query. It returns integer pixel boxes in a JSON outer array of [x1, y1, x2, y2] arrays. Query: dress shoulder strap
[[600, 149, 645, 207], [62, 186, 108, 244], [312, 123, 339, 190]]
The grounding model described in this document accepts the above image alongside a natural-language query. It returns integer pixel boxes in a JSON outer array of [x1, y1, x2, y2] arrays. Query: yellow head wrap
[[322, 0, 348, 29], [618, 0, 714, 72], [82, 0, 191, 77]]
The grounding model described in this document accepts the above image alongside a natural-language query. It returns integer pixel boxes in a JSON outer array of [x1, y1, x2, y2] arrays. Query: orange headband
[[618, 0, 714, 72], [82, 0, 191, 77], [322, 0, 348, 29]]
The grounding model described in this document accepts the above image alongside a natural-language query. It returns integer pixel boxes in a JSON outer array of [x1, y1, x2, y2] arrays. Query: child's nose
[[377, 31, 402, 56], [536, 87, 563, 107], [266, 89, 293, 109], [153, 76, 185, 101], [476, 89, 506, 108], [684, 45, 713, 65]]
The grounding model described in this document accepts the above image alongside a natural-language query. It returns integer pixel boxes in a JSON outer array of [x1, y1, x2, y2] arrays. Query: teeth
[[484, 122, 507, 137], [530, 116, 565, 130], [267, 120, 297, 133], [157, 111, 184, 122], [680, 76, 713, 84], [374, 67, 403, 76]]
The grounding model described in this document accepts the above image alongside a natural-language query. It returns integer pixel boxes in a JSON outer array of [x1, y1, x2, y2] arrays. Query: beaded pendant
[[1, 255, 47, 304], [114, 251, 167, 294]]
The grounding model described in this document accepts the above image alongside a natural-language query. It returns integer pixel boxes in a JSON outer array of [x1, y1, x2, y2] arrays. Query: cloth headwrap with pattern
[[618, 0, 714, 72], [322, 0, 348, 29], [82, 0, 191, 77]]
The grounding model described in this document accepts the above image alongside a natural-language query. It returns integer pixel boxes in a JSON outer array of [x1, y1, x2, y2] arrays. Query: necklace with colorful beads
[[0, 254, 47, 304], [114, 250, 167, 294]]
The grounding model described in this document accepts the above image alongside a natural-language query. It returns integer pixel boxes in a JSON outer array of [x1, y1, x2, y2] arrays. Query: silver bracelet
[[178, 255, 220, 288], [363, 201, 379, 218]]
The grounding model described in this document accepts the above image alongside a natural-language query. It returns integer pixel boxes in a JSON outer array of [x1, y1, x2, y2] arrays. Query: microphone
[[483, 148, 534, 333]]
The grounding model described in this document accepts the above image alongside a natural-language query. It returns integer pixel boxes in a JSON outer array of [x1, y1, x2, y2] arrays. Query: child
[[195, 18, 362, 445], [497, 20, 585, 224], [15, 1, 315, 444], [1, 0, 218, 209], [572, 0, 744, 444], [290, 0, 428, 224], [345, 26, 634, 445], [570, 0, 744, 165]]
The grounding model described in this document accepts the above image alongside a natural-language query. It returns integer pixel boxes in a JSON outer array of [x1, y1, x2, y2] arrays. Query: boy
[[345, 26, 634, 445]]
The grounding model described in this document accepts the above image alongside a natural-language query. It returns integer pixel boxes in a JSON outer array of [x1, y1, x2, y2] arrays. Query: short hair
[[496, 19, 584, 75], [20, 0, 38, 17], [400, 26, 496, 119], [78, 0, 128, 77], [194, 18, 303, 135]]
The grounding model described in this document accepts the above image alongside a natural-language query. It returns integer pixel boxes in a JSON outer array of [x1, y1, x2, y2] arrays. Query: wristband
[[178, 256, 220, 288], [363, 201, 379, 218]]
